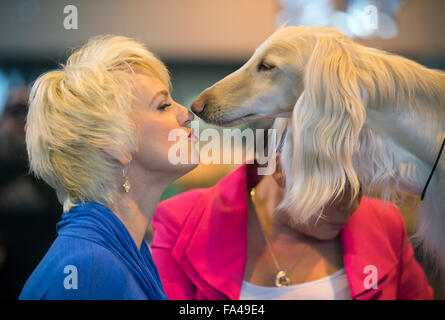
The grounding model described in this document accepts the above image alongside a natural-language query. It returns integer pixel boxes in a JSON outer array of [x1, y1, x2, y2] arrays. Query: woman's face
[[130, 70, 198, 179], [292, 191, 362, 240], [272, 155, 361, 241]]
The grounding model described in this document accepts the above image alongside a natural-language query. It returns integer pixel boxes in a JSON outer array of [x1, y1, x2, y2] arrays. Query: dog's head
[[192, 26, 367, 223], [191, 26, 362, 124], [191, 26, 317, 126]]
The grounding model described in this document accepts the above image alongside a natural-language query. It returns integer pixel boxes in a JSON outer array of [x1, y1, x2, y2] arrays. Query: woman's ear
[[120, 152, 133, 165], [272, 153, 285, 188], [102, 147, 133, 167]]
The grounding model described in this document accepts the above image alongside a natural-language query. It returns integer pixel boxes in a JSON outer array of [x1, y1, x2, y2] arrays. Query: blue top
[[19, 201, 168, 300]]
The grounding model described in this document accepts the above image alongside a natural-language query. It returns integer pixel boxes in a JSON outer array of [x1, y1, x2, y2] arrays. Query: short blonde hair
[[26, 35, 170, 212]]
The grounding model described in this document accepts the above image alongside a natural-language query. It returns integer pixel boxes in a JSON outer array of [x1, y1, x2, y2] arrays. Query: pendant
[[275, 270, 291, 287]]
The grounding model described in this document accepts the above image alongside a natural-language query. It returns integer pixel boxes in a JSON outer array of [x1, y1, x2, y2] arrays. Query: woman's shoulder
[[48, 234, 128, 268], [349, 196, 408, 248], [356, 196, 405, 227], [19, 235, 135, 299]]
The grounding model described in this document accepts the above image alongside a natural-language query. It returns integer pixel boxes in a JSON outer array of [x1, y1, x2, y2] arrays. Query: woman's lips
[[188, 128, 197, 140]]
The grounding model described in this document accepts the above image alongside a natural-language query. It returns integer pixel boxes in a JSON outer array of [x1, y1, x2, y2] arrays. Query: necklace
[[250, 187, 307, 287]]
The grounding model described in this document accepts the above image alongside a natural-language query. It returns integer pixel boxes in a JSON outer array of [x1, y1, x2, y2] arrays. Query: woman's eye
[[157, 103, 171, 110], [257, 61, 275, 72]]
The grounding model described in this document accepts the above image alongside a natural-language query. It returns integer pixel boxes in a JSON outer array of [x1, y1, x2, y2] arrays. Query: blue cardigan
[[19, 201, 167, 300]]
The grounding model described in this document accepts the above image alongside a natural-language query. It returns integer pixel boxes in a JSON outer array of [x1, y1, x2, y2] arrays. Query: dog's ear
[[278, 34, 366, 225]]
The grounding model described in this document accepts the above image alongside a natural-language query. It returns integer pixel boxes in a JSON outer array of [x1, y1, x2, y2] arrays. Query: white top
[[239, 268, 351, 300]]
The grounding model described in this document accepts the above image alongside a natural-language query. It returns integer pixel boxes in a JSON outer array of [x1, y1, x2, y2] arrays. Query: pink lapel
[[339, 197, 399, 299], [171, 164, 257, 299]]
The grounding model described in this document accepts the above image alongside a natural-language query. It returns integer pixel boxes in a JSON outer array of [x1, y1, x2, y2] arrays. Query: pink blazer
[[151, 164, 433, 300]]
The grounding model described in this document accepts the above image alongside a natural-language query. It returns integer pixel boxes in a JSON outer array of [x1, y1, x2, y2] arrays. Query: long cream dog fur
[[191, 26, 445, 279]]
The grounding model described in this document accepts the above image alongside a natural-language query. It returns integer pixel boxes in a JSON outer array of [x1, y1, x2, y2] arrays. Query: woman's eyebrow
[[150, 90, 169, 104]]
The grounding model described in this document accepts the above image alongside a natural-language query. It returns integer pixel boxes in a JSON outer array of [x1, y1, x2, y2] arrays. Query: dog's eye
[[257, 61, 275, 72]]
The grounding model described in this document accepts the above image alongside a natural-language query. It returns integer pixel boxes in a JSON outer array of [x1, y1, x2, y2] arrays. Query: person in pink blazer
[[151, 162, 433, 300]]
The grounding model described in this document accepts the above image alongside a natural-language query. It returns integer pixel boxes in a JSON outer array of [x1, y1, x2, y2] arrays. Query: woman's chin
[[309, 228, 341, 241], [170, 161, 199, 177]]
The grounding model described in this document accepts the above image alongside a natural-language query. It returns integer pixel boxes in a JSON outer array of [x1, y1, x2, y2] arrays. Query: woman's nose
[[178, 104, 194, 126]]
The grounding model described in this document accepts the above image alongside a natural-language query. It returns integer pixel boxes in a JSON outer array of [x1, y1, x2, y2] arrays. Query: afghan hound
[[190, 26, 445, 280]]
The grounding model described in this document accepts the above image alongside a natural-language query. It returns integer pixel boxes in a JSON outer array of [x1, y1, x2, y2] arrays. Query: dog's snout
[[191, 98, 207, 115]]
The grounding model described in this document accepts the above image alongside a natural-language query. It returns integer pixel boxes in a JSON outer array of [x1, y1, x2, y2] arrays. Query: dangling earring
[[122, 167, 130, 193]]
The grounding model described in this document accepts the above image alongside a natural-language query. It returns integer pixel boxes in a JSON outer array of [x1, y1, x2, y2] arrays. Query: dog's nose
[[191, 98, 206, 115]]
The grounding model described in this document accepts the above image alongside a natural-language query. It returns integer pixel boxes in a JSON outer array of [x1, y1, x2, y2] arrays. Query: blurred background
[[0, 0, 444, 299]]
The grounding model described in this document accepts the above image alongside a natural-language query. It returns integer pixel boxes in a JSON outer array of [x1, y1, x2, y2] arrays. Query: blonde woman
[[19, 35, 197, 299]]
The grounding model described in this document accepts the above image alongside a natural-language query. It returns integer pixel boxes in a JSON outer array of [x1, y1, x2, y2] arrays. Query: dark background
[[0, 0, 444, 299]]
